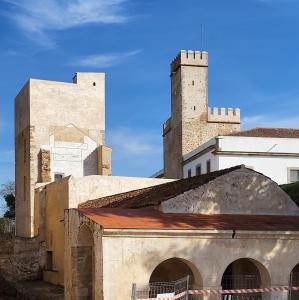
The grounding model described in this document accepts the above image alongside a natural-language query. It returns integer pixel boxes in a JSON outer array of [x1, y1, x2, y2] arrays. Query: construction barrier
[[136, 286, 299, 300]]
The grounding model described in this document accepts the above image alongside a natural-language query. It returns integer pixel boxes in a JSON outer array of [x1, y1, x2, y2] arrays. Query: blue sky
[[1, 0, 299, 212]]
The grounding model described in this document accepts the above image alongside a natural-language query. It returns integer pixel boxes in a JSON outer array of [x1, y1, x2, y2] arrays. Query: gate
[[132, 276, 190, 300]]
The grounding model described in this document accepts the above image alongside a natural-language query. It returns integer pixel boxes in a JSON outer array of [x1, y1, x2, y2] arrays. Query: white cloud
[[242, 114, 299, 129], [73, 50, 141, 68], [3, 0, 129, 47], [107, 127, 162, 156]]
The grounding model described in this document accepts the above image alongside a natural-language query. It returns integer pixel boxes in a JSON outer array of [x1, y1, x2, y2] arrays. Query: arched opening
[[72, 225, 94, 300], [221, 258, 270, 300], [148, 258, 202, 298], [289, 264, 299, 300]]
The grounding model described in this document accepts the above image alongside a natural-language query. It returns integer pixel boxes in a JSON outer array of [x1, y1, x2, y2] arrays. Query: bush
[[280, 181, 299, 207]]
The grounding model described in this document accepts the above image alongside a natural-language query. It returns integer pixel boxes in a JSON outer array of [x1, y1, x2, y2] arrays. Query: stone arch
[[72, 224, 94, 300], [289, 263, 299, 300], [220, 258, 271, 292], [149, 257, 203, 287]]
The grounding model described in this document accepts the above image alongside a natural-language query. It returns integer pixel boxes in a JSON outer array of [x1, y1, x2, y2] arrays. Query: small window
[[54, 173, 64, 181], [24, 139, 26, 163], [46, 251, 53, 270], [23, 176, 26, 202], [192, 80, 194, 86], [206, 160, 211, 173], [187, 169, 192, 178], [196, 164, 202, 176], [289, 169, 299, 183], [93, 82, 96, 86]]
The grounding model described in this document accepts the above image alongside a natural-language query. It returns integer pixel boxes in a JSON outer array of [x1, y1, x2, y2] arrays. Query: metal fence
[[132, 276, 190, 300], [132, 275, 299, 300], [0, 218, 15, 234]]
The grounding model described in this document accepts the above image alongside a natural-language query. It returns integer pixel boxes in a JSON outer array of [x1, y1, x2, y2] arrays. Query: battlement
[[208, 107, 240, 124], [171, 50, 208, 73]]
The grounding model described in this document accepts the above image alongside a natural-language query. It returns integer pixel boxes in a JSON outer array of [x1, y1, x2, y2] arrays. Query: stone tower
[[163, 50, 240, 179], [15, 73, 112, 238]]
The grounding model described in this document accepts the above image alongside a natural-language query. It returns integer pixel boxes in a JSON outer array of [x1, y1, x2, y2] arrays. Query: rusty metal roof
[[76, 208, 299, 231]]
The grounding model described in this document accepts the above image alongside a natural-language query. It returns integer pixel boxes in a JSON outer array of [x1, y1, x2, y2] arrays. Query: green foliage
[[3, 194, 15, 219], [0, 181, 15, 219], [280, 181, 299, 207]]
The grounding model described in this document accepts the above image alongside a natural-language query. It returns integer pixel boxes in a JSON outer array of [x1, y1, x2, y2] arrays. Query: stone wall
[[163, 50, 240, 179], [38, 149, 51, 183], [160, 168, 299, 215], [15, 73, 106, 238]]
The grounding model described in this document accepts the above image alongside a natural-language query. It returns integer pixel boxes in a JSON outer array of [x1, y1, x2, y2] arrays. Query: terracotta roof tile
[[228, 128, 299, 138], [79, 165, 243, 209], [77, 208, 299, 231]]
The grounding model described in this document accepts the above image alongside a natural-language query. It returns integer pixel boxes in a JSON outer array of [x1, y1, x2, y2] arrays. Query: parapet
[[73, 72, 105, 87], [171, 50, 208, 73], [208, 107, 240, 124]]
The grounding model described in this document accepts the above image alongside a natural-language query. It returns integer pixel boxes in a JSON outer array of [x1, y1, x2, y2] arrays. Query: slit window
[[206, 160, 211, 173], [46, 251, 53, 270], [196, 164, 202, 176]]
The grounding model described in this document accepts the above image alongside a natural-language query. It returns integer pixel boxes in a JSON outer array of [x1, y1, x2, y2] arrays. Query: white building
[[183, 127, 299, 184]]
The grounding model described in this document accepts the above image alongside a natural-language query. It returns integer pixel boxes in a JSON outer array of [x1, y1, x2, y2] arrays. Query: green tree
[[0, 181, 15, 219]]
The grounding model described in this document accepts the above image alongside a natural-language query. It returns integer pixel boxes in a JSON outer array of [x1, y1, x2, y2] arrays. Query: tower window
[[194, 106, 196, 111], [54, 173, 64, 181], [192, 80, 194, 86], [206, 160, 211, 173], [46, 251, 53, 270], [196, 164, 202, 176]]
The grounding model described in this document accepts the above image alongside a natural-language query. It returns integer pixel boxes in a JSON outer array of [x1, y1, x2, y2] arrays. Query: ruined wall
[[98, 145, 112, 176], [38, 149, 51, 183]]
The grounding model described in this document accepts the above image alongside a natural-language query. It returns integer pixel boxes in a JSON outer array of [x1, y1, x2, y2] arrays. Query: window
[[206, 160, 211, 173], [289, 168, 299, 183], [24, 139, 26, 163], [54, 173, 64, 181], [46, 251, 53, 270], [23, 176, 26, 201], [187, 169, 192, 178], [93, 82, 96, 86], [196, 164, 202, 176]]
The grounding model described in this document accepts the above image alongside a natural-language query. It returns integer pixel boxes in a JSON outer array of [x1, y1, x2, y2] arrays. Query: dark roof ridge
[[226, 127, 299, 138], [79, 165, 244, 209]]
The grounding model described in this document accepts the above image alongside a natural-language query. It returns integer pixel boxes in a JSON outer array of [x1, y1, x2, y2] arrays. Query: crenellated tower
[[163, 50, 240, 179]]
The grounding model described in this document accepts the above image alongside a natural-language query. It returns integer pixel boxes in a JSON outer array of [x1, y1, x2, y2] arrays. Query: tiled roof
[[78, 165, 243, 209], [228, 128, 299, 138], [77, 208, 299, 231]]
